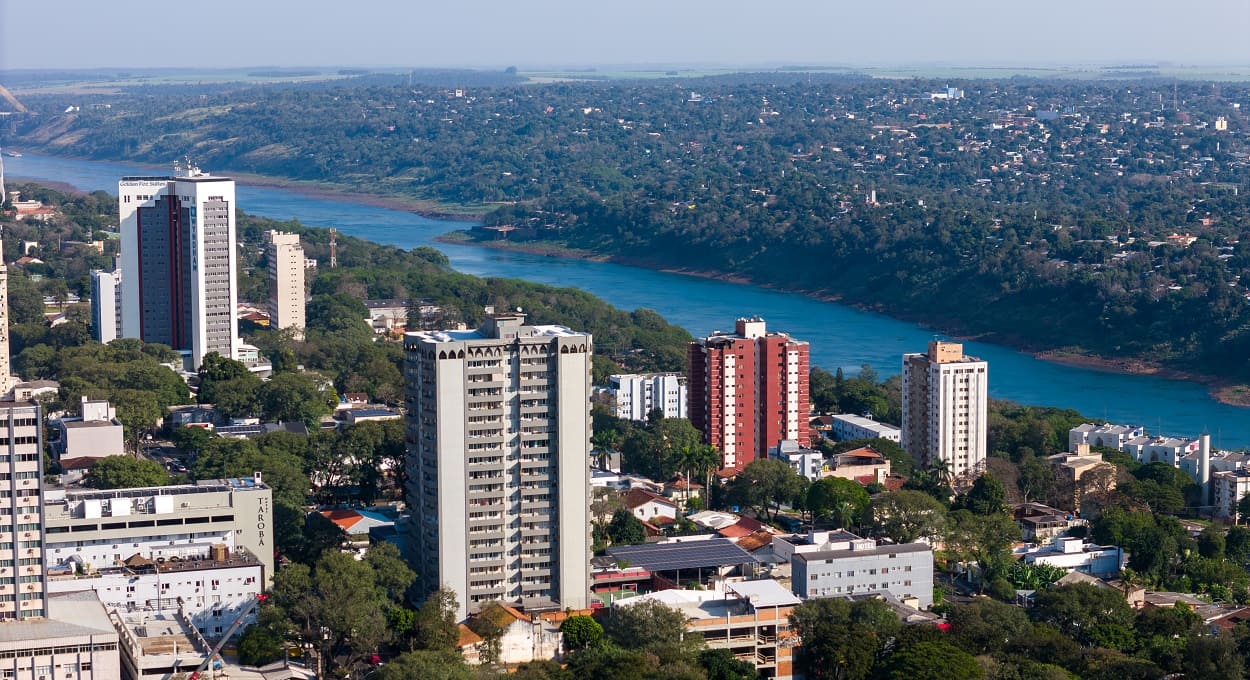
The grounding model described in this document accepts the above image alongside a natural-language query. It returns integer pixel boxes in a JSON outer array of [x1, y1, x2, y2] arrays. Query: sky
[[2, 0, 1249, 71]]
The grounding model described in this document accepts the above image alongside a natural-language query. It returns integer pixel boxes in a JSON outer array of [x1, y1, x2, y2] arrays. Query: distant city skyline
[[2, 0, 1249, 71]]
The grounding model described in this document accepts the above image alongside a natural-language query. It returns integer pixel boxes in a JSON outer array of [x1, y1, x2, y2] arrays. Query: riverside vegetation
[[7, 74, 1250, 390]]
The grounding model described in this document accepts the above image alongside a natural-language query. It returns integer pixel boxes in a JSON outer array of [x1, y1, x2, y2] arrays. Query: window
[[810, 574, 818, 581]]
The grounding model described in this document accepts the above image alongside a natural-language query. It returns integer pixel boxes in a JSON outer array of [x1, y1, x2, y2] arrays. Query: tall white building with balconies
[[403, 314, 591, 620], [118, 168, 239, 371], [901, 341, 988, 483], [265, 230, 306, 340]]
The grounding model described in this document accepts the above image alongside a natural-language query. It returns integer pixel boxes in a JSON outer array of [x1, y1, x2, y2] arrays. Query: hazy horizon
[[3, 0, 1250, 72]]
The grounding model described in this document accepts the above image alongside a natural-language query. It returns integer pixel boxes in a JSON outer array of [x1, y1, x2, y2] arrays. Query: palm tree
[[591, 429, 622, 471], [930, 458, 953, 486], [677, 443, 719, 508]]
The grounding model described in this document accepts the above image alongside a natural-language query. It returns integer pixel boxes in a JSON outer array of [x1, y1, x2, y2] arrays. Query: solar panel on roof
[[606, 539, 758, 572]]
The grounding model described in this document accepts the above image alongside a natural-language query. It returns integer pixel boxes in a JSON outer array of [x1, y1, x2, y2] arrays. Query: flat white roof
[[831, 413, 900, 431], [727, 579, 801, 607]]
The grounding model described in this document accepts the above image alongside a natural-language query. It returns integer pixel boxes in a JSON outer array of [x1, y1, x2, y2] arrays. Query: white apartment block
[[828, 413, 901, 443], [89, 269, 123, 345], [265, 230, 306, 340], [1213, 469, 1250, 521], [1121, 436, 1198, 466], [403, 314, 591, 620], [770, 440, 825, 481], [781, 530, 934, 609], [1068, 423, 1146, 452], [901, 342, 988, 482], [608, 373, 687, 421], [42, 477, 274, 589], [119, 169, 239, 371]]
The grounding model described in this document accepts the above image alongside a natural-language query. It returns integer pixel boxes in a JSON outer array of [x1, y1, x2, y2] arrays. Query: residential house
[[1018, 536, 1125, 578], [622, 488, 678, 524]]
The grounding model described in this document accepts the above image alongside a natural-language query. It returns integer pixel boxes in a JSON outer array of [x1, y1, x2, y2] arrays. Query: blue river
[[6, 152, 1249, 447]]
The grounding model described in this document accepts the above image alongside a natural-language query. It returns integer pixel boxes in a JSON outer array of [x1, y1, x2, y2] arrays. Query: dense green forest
[[5, 77, 1250, 384]]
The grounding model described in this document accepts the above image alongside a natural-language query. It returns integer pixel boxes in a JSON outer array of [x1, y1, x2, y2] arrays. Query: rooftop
[[606, 538, 758, 572], [794, 542, 932, 563], [46, 477, 268, 503], [0, 590, 117, 646]]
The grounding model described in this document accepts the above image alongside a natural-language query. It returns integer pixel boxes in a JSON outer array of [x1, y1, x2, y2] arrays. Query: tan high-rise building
[[901, 342, 988, 483], [402, 314, 591, 620], [265, 231, 306, 340]]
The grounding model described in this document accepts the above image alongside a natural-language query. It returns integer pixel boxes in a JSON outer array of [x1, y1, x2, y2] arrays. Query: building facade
[[614, 581, 800, 680], [118, 170, 239, 371], [785, 531, 934, 609], [689, 318, 809, 470], [42, 478, 274, 588], [265, 230, 305, 341], [48, 553, 264, 637], [1213, 469, 1250, 521], [403, 314, 591, 620], [0, 591, 121, 680], [49, 398, 124, 460], [609, 373, 687, 421], [901, 341, 988, 483], [89, 269, 122, 344], [828, 413, 901, 443]]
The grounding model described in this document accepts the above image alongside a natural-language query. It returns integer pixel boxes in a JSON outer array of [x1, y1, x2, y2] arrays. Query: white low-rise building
[[785, 530, 935, 605], [48, 548, 265, 638], [1018, 536, 1125, 578], [1213, 469, 1250, 521], [770, 440, 824, 481], [828, 414, 901, 443], [0, 590, 122, 680], [609, 373, 687, 421], [49, 397, 125, 460], [779, 530, 934, 608], [1124, 436, 1198, 466], [1068, 423, 1146, 451]]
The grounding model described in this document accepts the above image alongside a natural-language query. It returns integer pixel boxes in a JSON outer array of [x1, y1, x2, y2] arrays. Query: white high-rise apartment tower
[[901, 341, 988, 483], [90, 269, 123, 344], [265, 230, 306, 340], [118, 168, 239, 371], [403, 314, 591, 620]]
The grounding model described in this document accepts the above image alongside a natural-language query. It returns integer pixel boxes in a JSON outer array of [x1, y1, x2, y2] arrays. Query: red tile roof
[[320, 509, 365, 531], [736, 530, 775, 552], [621, 487, 675, 510], [59, 455, 103, 471], [718, 524, 753, 538], [456, 624, 483, 648]]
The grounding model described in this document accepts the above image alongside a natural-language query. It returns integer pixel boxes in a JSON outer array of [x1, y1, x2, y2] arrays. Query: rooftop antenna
[[329, 228, 338, 268]]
